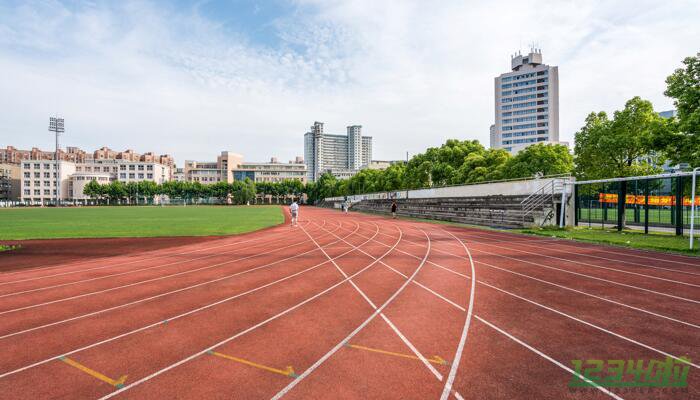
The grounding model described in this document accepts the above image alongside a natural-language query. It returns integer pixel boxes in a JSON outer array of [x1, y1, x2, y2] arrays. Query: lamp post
[[49, 117, 64, 206]]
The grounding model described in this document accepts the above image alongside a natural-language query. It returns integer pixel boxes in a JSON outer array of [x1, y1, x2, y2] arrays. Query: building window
[[129, 173, 135, 179], [138, 173, 144, 179], [24, 172, 30, 178], [24, 163, 30, 169], [120, 165, 126, 171], [24, 189, 30, 195], [34, 172, 40, 178], [119, 173, 126, 179], [34, 181, 40, 186], [44, 163, 50, 169], [34, 189, 40, 195], [129, 165, 135, 171], [44, 189, 50, 195], [147, 173, 153, 179], [147, 165, 153, 171]]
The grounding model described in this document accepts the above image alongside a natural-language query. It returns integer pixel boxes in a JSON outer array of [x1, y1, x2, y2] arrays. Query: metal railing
[[521, 178, 566, 223]]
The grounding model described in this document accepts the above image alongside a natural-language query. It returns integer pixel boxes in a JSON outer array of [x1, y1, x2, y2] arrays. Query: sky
[[0, 0, 699, 165]]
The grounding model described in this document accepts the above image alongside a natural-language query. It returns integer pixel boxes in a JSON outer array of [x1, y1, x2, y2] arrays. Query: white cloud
[[0, 0, 698, 164]]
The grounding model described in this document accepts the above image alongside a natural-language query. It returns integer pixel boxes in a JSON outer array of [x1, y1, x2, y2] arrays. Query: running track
[[0, 206, 697, 399]]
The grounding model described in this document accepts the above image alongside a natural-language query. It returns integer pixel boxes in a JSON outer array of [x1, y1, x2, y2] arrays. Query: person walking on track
[[391, 200, 398, 219], [290, 200, 299, 227]]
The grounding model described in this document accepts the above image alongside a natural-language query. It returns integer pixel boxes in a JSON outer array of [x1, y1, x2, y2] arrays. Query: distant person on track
[[290, 200, 299, 227], [391, 200, 397, 219]]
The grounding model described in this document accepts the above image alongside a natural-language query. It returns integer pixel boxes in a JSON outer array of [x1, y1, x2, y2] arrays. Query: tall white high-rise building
[[492, 49, 565, 154], [304, 121, 372, 182]]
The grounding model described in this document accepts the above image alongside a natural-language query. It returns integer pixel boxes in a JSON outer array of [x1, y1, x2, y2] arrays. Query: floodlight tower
[[49, 117, 65, 206]]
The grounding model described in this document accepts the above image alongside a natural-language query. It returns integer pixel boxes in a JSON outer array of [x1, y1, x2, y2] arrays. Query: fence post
[[617, 180, 626, 232], [574, 184, 579, 226], [675, 175, 683, 236], [644, 179, 649, 235]]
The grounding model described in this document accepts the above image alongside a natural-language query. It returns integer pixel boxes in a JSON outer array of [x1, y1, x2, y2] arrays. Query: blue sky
[[1, 0, 699, 164]]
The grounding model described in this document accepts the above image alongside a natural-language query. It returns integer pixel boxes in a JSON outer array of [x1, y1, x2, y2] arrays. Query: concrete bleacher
[[326, 194, 555, 229]]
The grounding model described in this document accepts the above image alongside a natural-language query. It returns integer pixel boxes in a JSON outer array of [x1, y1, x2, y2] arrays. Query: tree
[[656, 53, 700, 167], [210, 181, 231, 204], [83, 180, 101, 203], [574, 97, 665, 180], [502, 143, 573, 179]]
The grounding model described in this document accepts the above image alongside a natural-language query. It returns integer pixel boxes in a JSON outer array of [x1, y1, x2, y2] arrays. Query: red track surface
[[0, 206, 698, 399]]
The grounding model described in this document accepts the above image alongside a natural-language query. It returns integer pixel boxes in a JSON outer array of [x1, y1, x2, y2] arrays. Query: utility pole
[[49, 117, 65, 206]]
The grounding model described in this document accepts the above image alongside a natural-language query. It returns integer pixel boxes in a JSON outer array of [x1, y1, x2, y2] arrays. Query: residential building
[[0, 163, 21, 201], [173, 168, 185, 182], [492, 49, 564, 154], [303, 121, 373, 181], [233, 158, 307, 184], [19, 160, 76, 204], [368, 160, 405, 170], [183, 151, 244, 184], [20, 159, 171, 205]]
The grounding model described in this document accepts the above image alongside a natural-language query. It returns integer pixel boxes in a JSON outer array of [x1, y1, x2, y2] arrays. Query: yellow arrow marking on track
[[345, 344, 449, 365], [59, 357, 128, 388], [208, 351, 298, 378]]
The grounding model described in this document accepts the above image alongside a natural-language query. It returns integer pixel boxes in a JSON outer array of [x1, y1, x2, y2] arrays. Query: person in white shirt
[[290, 201, 299, 226]]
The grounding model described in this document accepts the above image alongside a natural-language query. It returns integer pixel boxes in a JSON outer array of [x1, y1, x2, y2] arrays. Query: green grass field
[[0, 206, 284, 240], [519, 226, 699, 255]]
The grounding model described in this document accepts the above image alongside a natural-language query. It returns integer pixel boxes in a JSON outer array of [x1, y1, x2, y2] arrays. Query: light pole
[[49, 117, 64, 206]]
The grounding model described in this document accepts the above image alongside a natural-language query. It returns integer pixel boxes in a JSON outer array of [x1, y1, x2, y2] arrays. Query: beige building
[[20, 160, 76, 204], [492, 49, 565, 154], [184, 151, 244, 183], [233, 158, 307, 184], [0, 163, 21, 201], [20, 159, 171, 205]]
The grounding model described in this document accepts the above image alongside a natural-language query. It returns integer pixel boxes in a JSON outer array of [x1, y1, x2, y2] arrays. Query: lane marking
[[1, 221, 347, 340], [0, 220, 363, 379], [473, 317, 624, 400], [0, 221, 316, 286], [376, 227, 700, 305], [439, 230, 476, 400], [309, 220, 444, 381], [344, 343, 448, 365], [208, 351, 297, 378], [59, 356, 127, 388], [0, 223, 339, 316], [467, 239, 700, 288], [97, 219, 405, 399], [270, 228, 430, 400]]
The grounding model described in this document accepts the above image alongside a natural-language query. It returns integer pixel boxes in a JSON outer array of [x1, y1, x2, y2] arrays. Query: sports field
[[0, 206, 696, 399], [0, 206, 283, 240]]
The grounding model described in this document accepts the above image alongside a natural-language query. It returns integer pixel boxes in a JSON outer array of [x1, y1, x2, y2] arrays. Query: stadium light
[[49, 117, 65, 206]]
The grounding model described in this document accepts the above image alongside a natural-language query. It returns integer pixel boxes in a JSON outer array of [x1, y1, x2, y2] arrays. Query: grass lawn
[[519, 226, 700, 255], [0, 206, 284, 240]]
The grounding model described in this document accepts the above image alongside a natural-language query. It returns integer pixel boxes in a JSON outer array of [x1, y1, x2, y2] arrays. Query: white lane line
[[387, 226, 700, 304], [398, 275, 624, 399], [477, 279, 700, 369], [421, 261, 699, 370], [439, 230, 476, 400], [469, 246, 700, 304], [98, 218, 405, 400], [474, 316, 625, 400], [453, 227, 700, 268], [269, 228, 430, 400], [309, 220, 443, 381], [356, 229, 700, 326], [0, 218, 368, 379], [468, 239, 700, 288], [473, 259, 700, 329], [0, 222, 352, 340], [0, 221, 335, 315], [0, 221, 309, 285], [371, 229, 699, 370], [0, 230, 314, 299]]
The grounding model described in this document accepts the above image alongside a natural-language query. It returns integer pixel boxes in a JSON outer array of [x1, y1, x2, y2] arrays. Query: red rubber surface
[[0, 206, 697, 399]]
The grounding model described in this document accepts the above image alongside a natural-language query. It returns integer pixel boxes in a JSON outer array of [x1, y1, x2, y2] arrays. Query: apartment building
[[19, 159, 171, 204], [492, 49, 565, 154], [233, 158, 307, 184], [0, 163, 21, 201], [183, 152, 244, 184], [303, 121, 372, 182]]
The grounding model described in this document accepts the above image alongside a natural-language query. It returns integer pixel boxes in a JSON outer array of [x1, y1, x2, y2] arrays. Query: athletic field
[[0, 206, 697, 399], [0, 206, 283, 240]]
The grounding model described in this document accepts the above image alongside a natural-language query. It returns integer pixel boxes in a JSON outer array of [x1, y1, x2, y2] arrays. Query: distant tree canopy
[[574, 97, 667, 180], [305, 140, 575, 203]]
